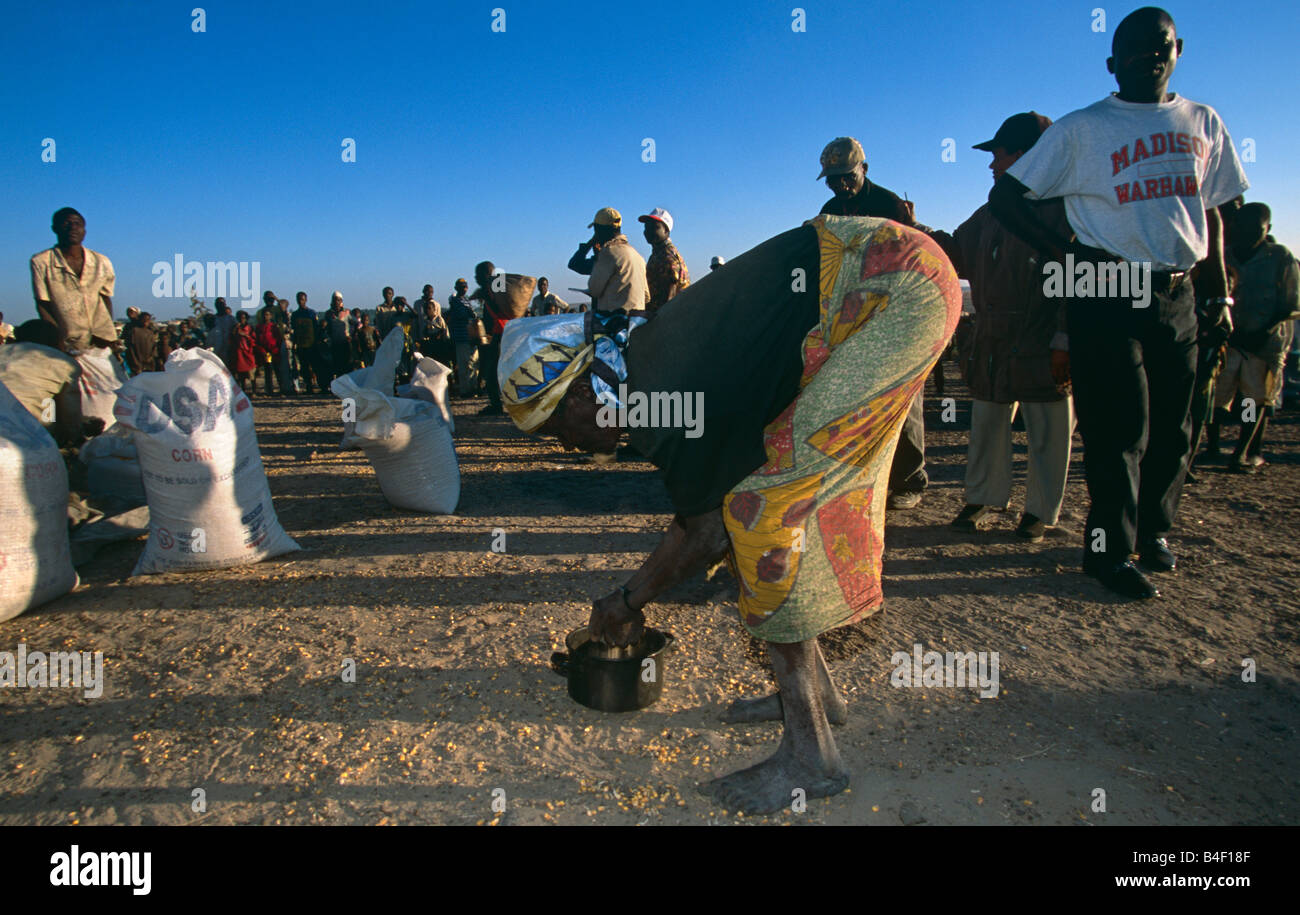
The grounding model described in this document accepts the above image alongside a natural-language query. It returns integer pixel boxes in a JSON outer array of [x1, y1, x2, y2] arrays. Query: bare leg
[[1246, 415, 1269, 459], [705, 640, 849, 815], [1231, 416, 1266, 467], [722, 638, 847, 725]]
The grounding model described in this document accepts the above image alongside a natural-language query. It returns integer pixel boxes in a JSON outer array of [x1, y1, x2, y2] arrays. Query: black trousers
[[329, 342, 352, 381], [888, 390, 927, 493], [481, 339, 502, 408], [1067, 279, 1196, 564], [295, 346, 325, 393]]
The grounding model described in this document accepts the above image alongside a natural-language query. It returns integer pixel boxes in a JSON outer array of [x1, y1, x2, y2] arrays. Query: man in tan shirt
[[575, 207, 649, 312], [30, 208, 117, 354]]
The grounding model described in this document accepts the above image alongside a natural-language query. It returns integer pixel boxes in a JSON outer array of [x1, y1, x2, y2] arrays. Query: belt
[[1075, 244, 1188, 297], [1150, 269, 1188, 296]]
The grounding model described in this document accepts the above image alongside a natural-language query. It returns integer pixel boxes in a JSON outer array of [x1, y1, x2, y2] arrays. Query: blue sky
[[1, 0, 1295, 320]]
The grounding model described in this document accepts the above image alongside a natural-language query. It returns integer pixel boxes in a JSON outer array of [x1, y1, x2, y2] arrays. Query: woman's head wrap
[[498, 310, 645, 433]]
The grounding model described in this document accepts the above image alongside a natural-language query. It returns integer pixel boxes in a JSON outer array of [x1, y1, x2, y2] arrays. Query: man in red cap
[[639, 208, 691, 315]]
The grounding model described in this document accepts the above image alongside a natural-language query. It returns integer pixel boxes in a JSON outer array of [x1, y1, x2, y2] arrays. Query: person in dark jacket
[[1211, 202, 1300, 472], [323, 296, 353, 381], [291, 291, 326, 395], [208, 298, 237, 371], [929, 113, 1076, 542], [472, 260, 509, 415]]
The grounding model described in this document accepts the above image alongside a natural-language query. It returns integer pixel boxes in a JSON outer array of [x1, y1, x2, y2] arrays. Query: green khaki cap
[[817, 137, 865, 180]]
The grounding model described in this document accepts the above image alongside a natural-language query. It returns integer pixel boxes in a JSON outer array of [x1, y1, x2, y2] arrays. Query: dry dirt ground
[[3, 377, 1298, 826]]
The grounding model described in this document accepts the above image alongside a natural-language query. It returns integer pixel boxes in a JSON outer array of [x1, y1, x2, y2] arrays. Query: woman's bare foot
[[704, 741, 849, 815], [704, 638, 849, 815]]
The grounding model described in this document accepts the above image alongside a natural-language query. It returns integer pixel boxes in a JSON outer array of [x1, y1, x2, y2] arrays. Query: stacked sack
[[331, 329, 460, 514], [113, 348, 299, 575], [0, 381, 78, 621], [79, 425, 146, 509], [74, 347, 127, 429]]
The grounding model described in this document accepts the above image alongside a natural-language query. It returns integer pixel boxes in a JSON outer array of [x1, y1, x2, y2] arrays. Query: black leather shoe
[[951, 503, 992, 531], [1086, 560, 1159, 599], [1137, 537, 1176, 572], [1015, 512, 1046, 542]]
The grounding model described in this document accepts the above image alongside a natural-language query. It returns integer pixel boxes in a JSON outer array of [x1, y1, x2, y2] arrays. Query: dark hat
[[973, 112, 1053, 154]]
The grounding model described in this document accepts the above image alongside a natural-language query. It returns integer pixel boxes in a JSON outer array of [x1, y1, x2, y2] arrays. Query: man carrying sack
[[472, 260, 535, 416]]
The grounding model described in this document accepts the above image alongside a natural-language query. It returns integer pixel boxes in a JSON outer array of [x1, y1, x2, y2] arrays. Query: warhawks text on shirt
[[1111, 131, 1208, 204]]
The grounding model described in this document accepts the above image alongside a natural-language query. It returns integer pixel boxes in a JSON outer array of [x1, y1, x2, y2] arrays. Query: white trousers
[[964, 397, 1075, 525]]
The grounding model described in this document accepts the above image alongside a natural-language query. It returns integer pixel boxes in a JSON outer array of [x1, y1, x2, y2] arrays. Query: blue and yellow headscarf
[[498, 311, 644, 433]]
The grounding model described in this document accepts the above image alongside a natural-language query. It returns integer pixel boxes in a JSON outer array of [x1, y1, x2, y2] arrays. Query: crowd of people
[[2, 197, 730, 421], [3, 7, 1296, 599]]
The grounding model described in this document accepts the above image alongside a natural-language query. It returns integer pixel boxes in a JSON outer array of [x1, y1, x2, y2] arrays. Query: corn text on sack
[[113, 348, 299, 575]]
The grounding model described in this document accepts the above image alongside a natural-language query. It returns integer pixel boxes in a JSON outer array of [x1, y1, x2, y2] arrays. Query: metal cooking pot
[[550, 627, 675, 713]]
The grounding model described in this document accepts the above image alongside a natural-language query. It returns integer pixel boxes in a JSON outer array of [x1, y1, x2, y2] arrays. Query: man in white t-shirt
[[989, 6, 1248, 599]]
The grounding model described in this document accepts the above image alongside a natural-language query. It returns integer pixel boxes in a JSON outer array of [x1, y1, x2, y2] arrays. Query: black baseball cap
[[973, 112, 1053, 154]]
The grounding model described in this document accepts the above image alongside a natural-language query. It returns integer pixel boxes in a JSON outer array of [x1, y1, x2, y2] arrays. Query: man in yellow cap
[[567, 207, 648, 312]]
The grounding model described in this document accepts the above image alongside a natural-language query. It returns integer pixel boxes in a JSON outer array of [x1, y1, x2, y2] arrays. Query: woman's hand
[[588, 590, 645, 646]]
